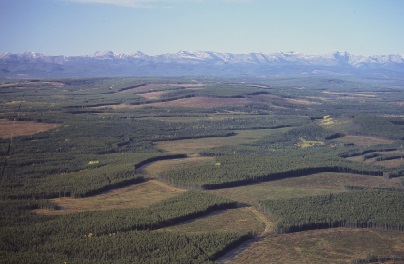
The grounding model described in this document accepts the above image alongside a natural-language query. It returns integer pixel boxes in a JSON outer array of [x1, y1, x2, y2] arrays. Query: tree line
[[0, 191, 250, 263], [259, 190, 404, 234]]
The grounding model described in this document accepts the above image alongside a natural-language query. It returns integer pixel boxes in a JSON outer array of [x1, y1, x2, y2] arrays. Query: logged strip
[[3, 199, 251, 263], [36, 191, 238, 237], [0, 119, 61, 139], [161, 161, 387, 190], [4, 153, 187, 200]]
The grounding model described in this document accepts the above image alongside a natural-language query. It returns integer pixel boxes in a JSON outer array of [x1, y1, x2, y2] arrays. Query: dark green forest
[[259, 190, 404, 233], [1, 76, 404, 263]]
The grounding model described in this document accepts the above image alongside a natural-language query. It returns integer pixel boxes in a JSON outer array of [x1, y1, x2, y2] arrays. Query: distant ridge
[[1, 50, 404, 78]]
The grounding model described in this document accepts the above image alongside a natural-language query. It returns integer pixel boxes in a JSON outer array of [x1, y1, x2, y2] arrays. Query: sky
[[1, 0, 404, 56]]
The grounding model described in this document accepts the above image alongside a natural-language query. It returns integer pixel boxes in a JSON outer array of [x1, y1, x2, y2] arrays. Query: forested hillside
[[1, 76, 404, 263]]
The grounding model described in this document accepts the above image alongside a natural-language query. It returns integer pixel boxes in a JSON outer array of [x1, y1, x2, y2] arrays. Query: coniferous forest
[[1, 76, 404, 263]]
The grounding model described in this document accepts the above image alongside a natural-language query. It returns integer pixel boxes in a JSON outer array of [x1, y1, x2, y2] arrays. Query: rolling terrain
[[1, 76, 404, 263]]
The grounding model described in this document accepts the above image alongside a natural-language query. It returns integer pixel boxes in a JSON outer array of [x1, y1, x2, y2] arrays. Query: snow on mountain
[[2, 50, 403, 66], [1, 50, 403, 78], [92, 50, 116, 58]]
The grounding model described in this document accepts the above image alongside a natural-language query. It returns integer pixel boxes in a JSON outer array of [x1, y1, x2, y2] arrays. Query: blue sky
[[1, 0, 404, 56]]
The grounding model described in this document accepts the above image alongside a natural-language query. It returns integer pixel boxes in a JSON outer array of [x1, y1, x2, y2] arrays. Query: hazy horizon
[[5, 49, 404, 57], [1, 0, 404, 56]]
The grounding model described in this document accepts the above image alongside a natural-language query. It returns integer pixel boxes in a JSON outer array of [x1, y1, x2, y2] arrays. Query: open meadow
[[1, 76, 404, 263]]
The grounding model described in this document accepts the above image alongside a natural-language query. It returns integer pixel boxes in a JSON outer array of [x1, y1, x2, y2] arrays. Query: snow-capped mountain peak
[[92, 50, 117, 58], [1, 50, 403, 78]]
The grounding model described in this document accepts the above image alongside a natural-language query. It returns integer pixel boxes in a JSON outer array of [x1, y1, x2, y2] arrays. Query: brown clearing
[[35, 180, 185, 215], [251, 93, 319, 105], [5, 100, 25, 105], [155, 129, 281, 155], [228, 83, 270, 89], [96, 94, 317, 110], [319, 92, 379, 104], [137, 91, 168, 100], [156, 137, 233, 154], [160, 207, 266, 235], [274, 172, 402, 190], [118, 83, 204, 93], [208, 172, 401, 205], [95, 97, 252, 110], [140, 116, 228, 123], [347, 150, 404, 168], [322, 91, 377, 98], [375, 158, 404, 168], [231, 228, 404, 264], [0, 119, 61, 139], [185, 87, 204, 91], [305, 95, 337, 104], [353, 93, 377, 97], [246, 84, 270, 88], [36, 156, 208, 215], [334, 135, 394, 146], [148, 97, 252, 108], [96, 104, 138, 110]]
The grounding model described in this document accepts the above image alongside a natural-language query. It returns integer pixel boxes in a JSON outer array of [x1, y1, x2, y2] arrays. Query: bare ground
[[94, 97, 252, 110], [333, 135, 394, 146], [231, 228, 404, 264], [155, 129, 280, 155], [0, 119, 61, 139], [207, 172, 401, 205], [35, 180, 185, 215], [347, 150, 404, 168], [160, 206, 266, 235], [251, 93, 320, 106], [137, 91, 168, 99], [148, 97, 252, 108], [118, 83, 204, 93]]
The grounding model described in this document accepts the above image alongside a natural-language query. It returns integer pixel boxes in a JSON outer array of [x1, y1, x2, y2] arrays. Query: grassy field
[[207, 172, 401, 205], [156, 128, 287, 154], [35, 180, 185, 215]]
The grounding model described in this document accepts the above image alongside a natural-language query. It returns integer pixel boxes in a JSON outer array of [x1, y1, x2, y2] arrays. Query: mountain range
[[1, 50, 404, 78]]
